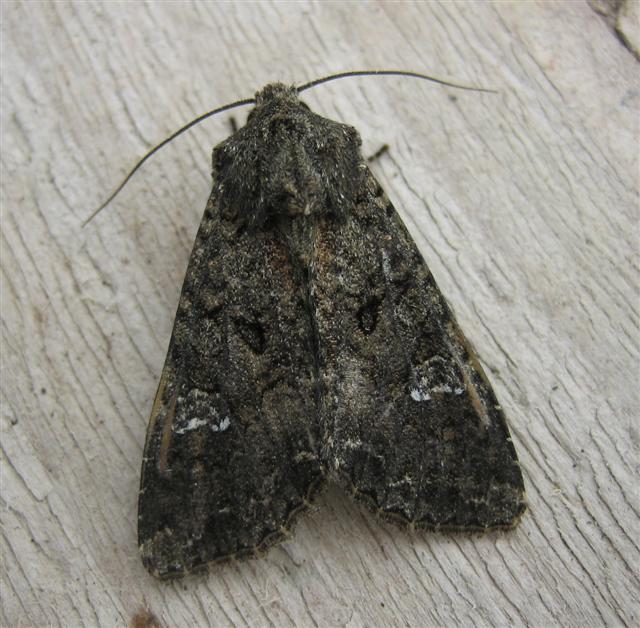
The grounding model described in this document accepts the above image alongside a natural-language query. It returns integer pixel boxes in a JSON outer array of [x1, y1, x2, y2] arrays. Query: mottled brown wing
[[312, 171, 525, 529], [138, 191, 324, 578]]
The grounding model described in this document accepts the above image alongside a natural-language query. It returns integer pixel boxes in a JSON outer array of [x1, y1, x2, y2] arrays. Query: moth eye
[[356, 295, 383, 335]]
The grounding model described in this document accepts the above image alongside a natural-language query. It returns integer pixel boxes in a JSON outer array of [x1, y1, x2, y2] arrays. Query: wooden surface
[[2, 2, 638, 626]]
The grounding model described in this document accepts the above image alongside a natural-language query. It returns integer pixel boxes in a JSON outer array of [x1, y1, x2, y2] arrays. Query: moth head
[[253, 83, 300, 109], [212, 83, 366, 230]]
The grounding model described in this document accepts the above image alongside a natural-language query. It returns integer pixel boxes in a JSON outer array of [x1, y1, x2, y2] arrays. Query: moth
[[98, 72, 526, 578]]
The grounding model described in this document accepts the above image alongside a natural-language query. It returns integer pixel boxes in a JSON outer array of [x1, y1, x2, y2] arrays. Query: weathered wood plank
[[2, 1, 638, 626]]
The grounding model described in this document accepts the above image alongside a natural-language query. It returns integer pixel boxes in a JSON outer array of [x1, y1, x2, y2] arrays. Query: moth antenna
[[87, 70, 495, 226], [84, 97, 254, 226], [296, 70, 497, 94]]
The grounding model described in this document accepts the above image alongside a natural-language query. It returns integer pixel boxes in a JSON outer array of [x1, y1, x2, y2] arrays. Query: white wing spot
[[212, 416, 231, 432], [410, 388, 431, 402], [174, 417, 208, 434], [381, 250, 392, 280]]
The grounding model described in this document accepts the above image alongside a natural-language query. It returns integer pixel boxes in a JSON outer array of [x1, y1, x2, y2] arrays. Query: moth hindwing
[[137, 83, 526, 578]]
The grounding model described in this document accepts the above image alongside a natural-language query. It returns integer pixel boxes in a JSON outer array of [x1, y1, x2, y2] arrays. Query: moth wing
[[313, 172, 525, 529], [138, 192, 323, 578]]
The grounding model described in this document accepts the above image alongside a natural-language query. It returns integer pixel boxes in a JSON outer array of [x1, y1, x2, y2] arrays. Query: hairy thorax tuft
[[212, 84, 366, 230]]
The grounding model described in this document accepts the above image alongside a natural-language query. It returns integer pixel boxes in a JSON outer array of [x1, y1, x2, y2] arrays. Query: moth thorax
[[213, 93, 365, 229], [269, 187, 314, 219]]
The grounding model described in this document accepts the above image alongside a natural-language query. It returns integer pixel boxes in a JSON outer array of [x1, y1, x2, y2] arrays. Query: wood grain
[[2, 1, 638, 626]]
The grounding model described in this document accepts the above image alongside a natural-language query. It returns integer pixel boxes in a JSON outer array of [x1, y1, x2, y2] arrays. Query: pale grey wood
[[2, 1, 638, 627]]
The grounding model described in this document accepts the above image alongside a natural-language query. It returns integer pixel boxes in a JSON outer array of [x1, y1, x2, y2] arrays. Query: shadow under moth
[[96, 71, 526, 578]]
